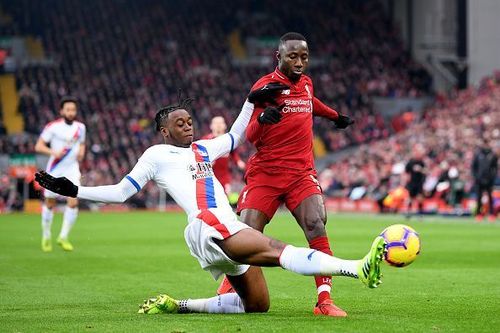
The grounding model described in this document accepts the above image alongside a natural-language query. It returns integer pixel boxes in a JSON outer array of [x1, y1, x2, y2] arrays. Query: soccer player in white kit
[[35, 96, 385, 315], [35, 96, 86, 252]]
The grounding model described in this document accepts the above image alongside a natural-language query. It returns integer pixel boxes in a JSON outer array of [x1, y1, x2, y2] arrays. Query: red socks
[[309, 236, 333, 304]]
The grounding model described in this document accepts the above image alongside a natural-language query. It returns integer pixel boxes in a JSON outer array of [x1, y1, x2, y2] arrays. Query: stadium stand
[[319, 73, 500, 212], [0, 0, 433, 209]]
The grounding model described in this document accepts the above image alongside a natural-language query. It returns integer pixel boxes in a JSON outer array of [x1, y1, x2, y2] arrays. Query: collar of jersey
[[274, 67, 304, 87]]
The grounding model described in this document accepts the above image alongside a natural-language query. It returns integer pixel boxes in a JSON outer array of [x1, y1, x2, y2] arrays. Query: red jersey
[[202, 133, 242, 186], [246, 68, 339, 174]]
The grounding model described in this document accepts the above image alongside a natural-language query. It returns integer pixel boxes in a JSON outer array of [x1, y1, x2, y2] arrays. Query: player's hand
[[35, 170, 78, 198], [258, 105, 282, 125], [333, 114, 354, 129], [247, 83, 289, 104]]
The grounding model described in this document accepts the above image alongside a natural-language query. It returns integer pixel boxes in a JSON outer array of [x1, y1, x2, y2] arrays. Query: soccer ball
[[379, 224, 421, 267]]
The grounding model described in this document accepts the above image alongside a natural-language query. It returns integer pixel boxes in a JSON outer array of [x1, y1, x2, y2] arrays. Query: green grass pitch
[[1, 211, 499, 332]]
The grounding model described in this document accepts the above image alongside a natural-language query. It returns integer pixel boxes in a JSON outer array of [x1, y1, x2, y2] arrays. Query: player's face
[[278, 40, 309, 81], [210, 116, 227, 137], [163, 109, 194, 147], [60, 102, 77, 123]]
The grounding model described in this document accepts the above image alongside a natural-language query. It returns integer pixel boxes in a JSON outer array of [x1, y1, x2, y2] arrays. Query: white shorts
[[43, 167, 81, 199], [184, 208, 251, 280]]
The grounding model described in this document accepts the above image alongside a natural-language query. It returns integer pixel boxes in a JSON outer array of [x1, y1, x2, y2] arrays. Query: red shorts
[[237, 168, 322, 220]]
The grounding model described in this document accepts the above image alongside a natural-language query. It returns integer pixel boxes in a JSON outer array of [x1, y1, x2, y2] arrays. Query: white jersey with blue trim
[[39, 119, 86, 174], [126, 134, 235, 220], [75, 101, 254, 214]]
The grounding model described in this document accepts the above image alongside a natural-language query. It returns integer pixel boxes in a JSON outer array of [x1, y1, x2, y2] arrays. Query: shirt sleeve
[[196, 135, 233, 163], [125, 147, 158, 191], [313, 97, 339, 121], [246, 110, 264, 144], [77, 147, 158, 203], [40, 124, 54, 143]]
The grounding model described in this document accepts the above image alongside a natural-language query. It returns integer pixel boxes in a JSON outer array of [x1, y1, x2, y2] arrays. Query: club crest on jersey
[[305, 84, 312, 99], [188, 162, 214, 180], [193, 147, 208, 157]]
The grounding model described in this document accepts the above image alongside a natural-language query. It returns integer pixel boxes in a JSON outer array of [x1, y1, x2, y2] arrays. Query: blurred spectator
[[322, 74, 500, 209], [472, 138, 498, 221], [404, 144, 426, 217]]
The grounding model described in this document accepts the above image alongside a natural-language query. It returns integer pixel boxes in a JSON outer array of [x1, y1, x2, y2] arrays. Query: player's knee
[[67, 202, 78, 208], [67, 198, 78, 208], [45, 199, 56, 209], [244, 297, 270, 313], [302, 215, 326, 235]]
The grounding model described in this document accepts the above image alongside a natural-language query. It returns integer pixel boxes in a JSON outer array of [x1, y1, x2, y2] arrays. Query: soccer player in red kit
[[217, 32, 354, 317], [202, 116, 245, 194]]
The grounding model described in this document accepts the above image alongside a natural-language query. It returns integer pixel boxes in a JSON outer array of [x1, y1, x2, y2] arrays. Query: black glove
[[258, 105, 282, 124], [247, 83, 289, 104], [35, 170, 78, 198], [333, 114, 354, 129]]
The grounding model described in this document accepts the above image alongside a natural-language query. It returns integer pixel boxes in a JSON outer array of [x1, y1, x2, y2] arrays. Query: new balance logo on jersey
[[281, 89, 291, 95]]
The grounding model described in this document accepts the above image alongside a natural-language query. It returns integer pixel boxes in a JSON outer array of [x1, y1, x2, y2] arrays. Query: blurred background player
[[218, 32, 354, 317], [202, 116, 246, 200], [34, 96, 86, 252], [405, 145, 427, 219], [472, 138, 498, 222]]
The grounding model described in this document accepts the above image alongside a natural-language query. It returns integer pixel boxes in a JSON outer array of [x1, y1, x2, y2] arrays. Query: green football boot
[[41, 238, 52, 252], [57, 237, 74, 251], [138, 294, 180, 314], [358, 236, 386, 288]]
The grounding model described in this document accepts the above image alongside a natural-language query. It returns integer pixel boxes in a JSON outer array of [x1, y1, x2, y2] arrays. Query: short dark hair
[[59, 96, 78, 109], [280, 32, 307, 44], [155, 96, 194, 131]]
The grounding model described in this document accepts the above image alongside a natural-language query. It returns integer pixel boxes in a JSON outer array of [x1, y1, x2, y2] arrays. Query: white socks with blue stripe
[[279, 245, 359, 278], [180, 293, 245, 313]]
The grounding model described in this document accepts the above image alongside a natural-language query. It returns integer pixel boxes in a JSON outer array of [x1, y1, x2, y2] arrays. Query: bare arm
[[35, 138, 54, 157], [77, 143, 85, 162]]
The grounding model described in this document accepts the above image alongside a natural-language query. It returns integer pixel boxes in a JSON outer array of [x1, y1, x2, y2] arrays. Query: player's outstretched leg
[[139, 267, 269, 314], [218, 228, 386, 288], [139, 292, 246, 315]]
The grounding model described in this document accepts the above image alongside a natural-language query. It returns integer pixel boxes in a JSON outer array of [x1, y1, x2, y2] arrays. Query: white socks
[[279, 245, 360, 278], [179, 293, 245, 314], [42, 206, 78, 240], [59, 207, 78, 239], [41, 205, 54, 239]]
